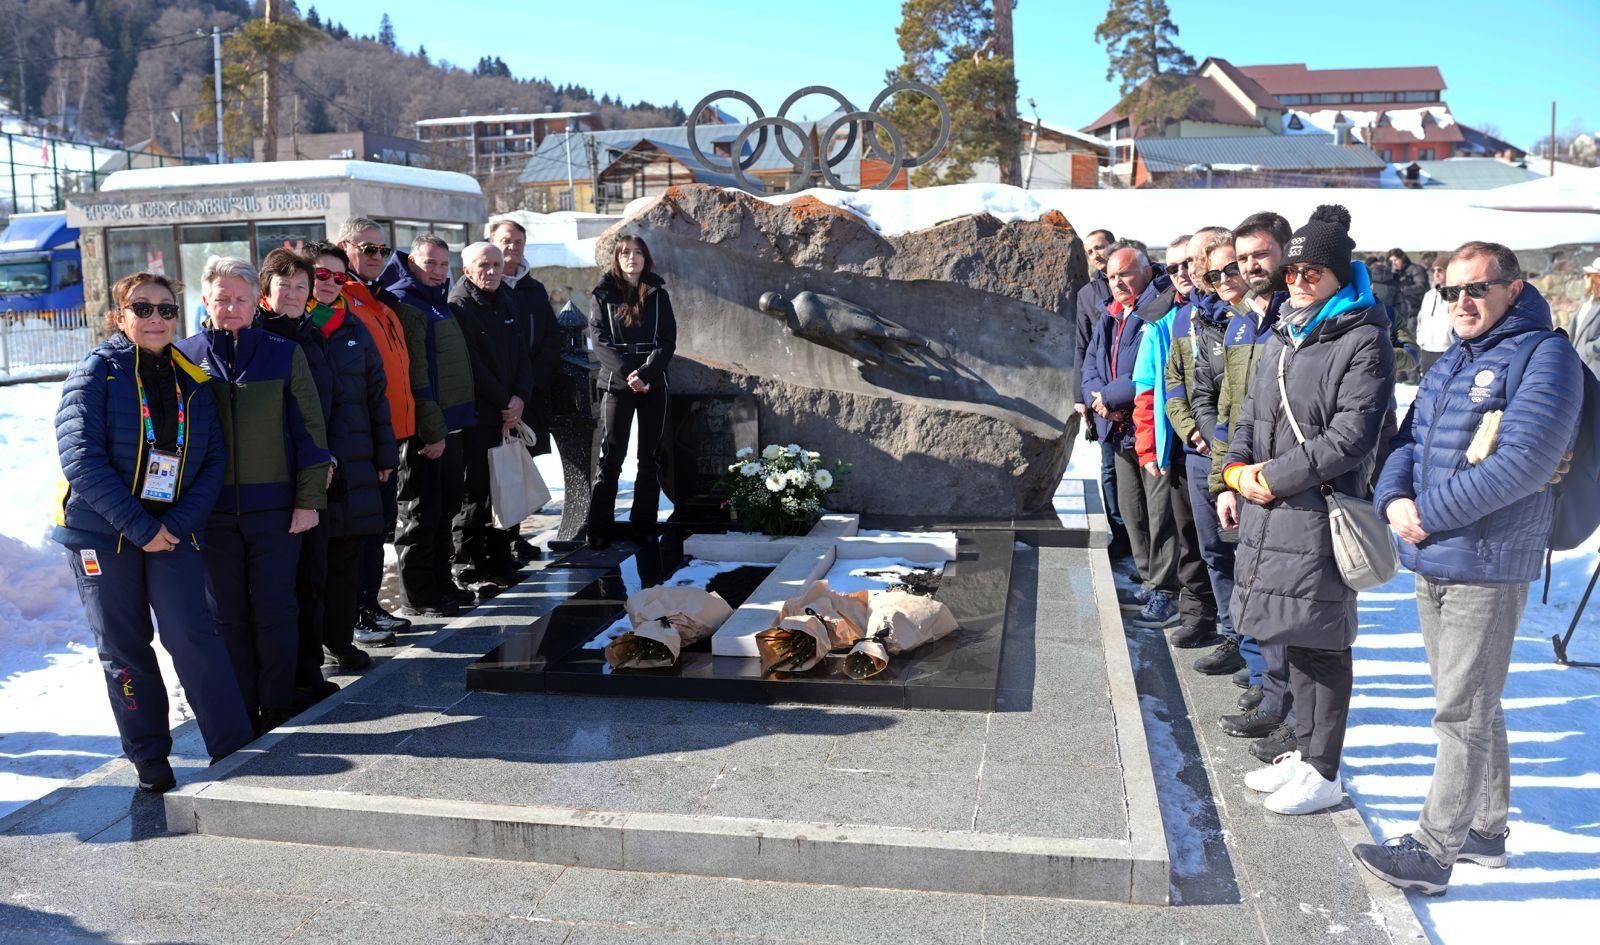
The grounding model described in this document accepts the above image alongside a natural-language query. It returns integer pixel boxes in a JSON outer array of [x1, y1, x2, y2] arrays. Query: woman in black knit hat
[[1218, 205, 1396, 816]]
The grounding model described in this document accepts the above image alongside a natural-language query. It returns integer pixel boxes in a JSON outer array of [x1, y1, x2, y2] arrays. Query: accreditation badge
[[139, 450, 181, 503]]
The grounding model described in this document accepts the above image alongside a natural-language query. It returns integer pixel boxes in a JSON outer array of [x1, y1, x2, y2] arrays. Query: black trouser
[[1287, 644, 1353, 781], [395, 431, 466, 607], [358, 471, 400, 611], [293, 524, 328, 689], [1166, 459, 1217, 629], [1113, 446, 1177, 594], [453, 422, 515, 574], [321, 534, 365, 655], [588, 384, 669, 534], [201, 510, 302, 715]]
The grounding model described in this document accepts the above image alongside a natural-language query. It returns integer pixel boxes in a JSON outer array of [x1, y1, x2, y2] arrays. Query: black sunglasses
[[126, 301, 180, 321], [1203, 261, 1242, 287], [1164, 260, 1189, 276], [1440, 279, 1512, 303], [353, 241, 390, 257]]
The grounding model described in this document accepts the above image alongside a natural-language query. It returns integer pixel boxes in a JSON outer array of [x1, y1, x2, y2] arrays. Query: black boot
[[1237, 684, 1265, 711], [133, 756, 176, 793], [1193, 638, 1245, 675], [1249, 723, 1297, 763], [363, 605, 412, 633], [1218, 705, 1284, 738]]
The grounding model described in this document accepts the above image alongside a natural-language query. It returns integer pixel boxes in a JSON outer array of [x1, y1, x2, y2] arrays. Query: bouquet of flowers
[[843, 590, 959, 680], [720, 443, 850, 537], [754, 580, 870, 674], [603, 586, 734, 670]]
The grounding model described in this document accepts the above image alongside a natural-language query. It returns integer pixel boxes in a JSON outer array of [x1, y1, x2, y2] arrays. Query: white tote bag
[[488, 422, 552, 529]]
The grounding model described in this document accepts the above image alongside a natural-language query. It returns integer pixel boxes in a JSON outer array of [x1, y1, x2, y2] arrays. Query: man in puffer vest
[[1358, 242, 1584, 896]]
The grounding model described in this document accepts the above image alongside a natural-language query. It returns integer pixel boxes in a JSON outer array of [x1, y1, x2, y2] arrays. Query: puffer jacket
[[1081, 272, 1175, 449], [53, 335, 227, 550], [305, 296, 398, 538], [1209, 291, 1285, 494], [379, 251, 476, 431], [175, 323, 331, 516], [590, 271, 677, 393], [342, 280, 416, 441], [449, 275, 534, 425], [1132, 295, 1182, 471], [1165, 290, 1233, 456], [365, 278, 446, 445], [1073, 272, 1111, 403], [1374, 284, 1583, 583], [1224, 263, 1396, 649]]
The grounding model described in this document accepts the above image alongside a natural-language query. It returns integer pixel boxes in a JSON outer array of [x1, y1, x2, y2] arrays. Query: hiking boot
[[363, 605, 412, 633], [1265, 763, 1343, 815], [1194, 638, 1246, 675], [1117, 585, 1151, 612], [133, 756, 176, 793], [1238, 684, 1265, 711], [1130, 592, 1179, 628], [1250, 724, 1297, 763], [1353, 836, 1452, 896], [323, 647, 373, 673], [352, 615, 397, 647], [1457, 827, 1509, 868], [1220, 705, 1284, 738], [1231, 665, 1252, 689], [1169, 623, 1221, 649], [1244, 749, 1304, 794]]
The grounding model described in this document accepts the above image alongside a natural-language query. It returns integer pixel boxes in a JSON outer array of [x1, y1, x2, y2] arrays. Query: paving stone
[[824, 731, 985, 777], [999, 636, 1110, 698], [982, 897, 1258, 945], [534, 867, 987, 945], [983, 716, 1120, 769], [975, 763, 1129, 840], [698, 762, 979, 831], [260, 705, 448, 757], [283, 899, 572, 944], [562, 925, 790, 945], [343, 654, 475, 708]]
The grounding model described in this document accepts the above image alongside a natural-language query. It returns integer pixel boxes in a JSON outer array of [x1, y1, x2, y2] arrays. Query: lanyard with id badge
[[137, 365, 185, 504]]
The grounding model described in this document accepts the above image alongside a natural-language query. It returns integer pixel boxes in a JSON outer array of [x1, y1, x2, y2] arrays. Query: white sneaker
[[1265, 764, 1344, 815], [1244, 750, 1304, 794]]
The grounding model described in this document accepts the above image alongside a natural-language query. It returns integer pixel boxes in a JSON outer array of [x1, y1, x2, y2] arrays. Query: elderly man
[[379, 235, 477, 617], [1359, 242, 1584, 895], [449, 242, 534, 587], [487, 218, 560, 563], [1074, 228, 1127, 557], [1082, 245, 1179, 627]]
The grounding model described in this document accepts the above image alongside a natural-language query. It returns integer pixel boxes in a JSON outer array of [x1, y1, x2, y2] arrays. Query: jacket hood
[[1191, 291, 1234, 329], [379, 250, 449, 307], [1133, 272, 1177, 322], [594, 270, 664, 300], [1459, 283, 1553, 354]]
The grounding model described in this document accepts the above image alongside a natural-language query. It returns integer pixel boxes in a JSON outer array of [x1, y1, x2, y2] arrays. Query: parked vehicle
[[0, 212, 84, 317]]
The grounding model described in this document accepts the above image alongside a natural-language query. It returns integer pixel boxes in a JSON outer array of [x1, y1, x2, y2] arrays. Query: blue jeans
[[1100, 438, 1124, 530], [1184, 453, 1264, 684]]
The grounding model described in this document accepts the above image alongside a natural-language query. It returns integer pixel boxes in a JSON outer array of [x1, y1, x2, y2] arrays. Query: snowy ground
[[3, 382, 1598, 944]]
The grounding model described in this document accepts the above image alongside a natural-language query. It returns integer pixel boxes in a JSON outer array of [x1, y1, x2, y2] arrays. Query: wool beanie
[[1282, 204, 1355, 287]]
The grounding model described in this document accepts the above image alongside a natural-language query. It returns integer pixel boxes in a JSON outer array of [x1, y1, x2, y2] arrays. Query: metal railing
[[3, 132, 207, 215], [0, 306, 95, 375]]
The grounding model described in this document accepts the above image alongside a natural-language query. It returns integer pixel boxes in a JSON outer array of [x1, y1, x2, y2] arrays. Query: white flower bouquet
[[720, 443, 850, 536]]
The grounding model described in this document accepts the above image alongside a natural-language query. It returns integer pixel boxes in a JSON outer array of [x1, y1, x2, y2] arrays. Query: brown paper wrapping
[[755, 614, 833, 673], [779, 580, 871, 649], [604, 586, 734, 670], [843, 591, 959, 679]]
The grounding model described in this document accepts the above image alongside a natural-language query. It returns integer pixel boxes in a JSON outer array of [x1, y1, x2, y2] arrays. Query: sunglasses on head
[[353, 242, 390, 257], [314, 268, 352, 285], [1203, 261, 1242, 288], [1440, 279, 1512, 303], [1164, 259, 1189, 276], [126, 301, 180, 321], [1282, 264, 1328, 286]]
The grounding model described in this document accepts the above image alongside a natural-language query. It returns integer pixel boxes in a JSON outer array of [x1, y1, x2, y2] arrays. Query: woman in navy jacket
[[53, 272, 254, 793]]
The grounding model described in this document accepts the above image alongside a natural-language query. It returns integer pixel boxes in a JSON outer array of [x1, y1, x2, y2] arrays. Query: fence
[[0, 307, 95, 376], [3, 132, 207, 215]]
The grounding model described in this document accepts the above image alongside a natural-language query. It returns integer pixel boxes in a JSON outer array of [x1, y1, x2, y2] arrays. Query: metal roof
[[1238, 63, 1446, 95], [1408, 159, 1542, 190], [1135, 134, 1387, 173], [415, 111, 595, 128]]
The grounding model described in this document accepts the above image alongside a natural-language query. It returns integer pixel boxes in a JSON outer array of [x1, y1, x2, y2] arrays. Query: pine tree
[[1094, 0, 1207, 135], [305, 6, 321, 29], [377, 13, 397, 50], [196, 8, 323, 157], [417, 43, 428, 62], [882, 1, 1020, 186]]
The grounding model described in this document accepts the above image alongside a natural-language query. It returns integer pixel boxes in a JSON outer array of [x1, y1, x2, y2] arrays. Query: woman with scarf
[[1219, 205, 1396, 816]]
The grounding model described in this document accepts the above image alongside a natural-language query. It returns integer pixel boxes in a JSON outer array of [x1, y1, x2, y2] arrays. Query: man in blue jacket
[[1359, 241, 1584, 895]]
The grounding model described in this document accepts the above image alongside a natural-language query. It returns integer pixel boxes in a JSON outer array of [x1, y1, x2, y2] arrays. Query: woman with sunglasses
[[53, 271, 255, 792], [1220, 205, 1396, 817], [299, 240, 399, 670], [176, 256, 333, 735]]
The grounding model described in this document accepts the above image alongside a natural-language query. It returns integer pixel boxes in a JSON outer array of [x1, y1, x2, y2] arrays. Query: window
[[1381, 149, 1394, 162], [1402, 91, 1436, 102], [107, 225, 177, 285], [1419, 148, 1435, 160], [557, 190, 574, 211], [0, 259, 50, 294], [56, 261, 82, 289], [255, 220, 324, 263], [177, 224, 249, 337]]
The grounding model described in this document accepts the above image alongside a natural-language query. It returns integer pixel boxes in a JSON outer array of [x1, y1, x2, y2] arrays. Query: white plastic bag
[[489, 422, 552, 529]]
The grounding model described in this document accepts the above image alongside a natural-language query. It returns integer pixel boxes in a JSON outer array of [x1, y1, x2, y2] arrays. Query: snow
[[580, 558, 763, 650], [1285, 106, 1455, 142], [98, 160, 483, 196], [1470, 166, 1600, 213], [821, 556, 945, 596]]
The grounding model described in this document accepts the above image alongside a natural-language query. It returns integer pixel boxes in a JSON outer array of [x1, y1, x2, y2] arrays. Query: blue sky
[[313, 0, 1595, 150]]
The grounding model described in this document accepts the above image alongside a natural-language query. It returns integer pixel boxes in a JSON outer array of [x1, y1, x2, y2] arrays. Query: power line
[[3, 30, 218, 66]]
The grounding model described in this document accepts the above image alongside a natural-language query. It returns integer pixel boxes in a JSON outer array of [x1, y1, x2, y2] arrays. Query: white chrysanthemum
[[736, 446, 755, 459], [813, 468, 834, 489], [786, 468, 808, 485], [785, 443, 803, 456], [740, 462, 761, 477], [765, 473, 785, 492], [806, 451, 821, 463], [762, 444, 784, 460]]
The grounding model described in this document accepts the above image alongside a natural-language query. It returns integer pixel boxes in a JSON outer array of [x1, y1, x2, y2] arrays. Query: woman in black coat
[[1220, 206, 1395, 817], [585, 235, 676, 548]]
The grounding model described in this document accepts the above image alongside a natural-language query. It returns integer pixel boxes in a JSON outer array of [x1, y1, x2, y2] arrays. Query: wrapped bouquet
[[755, 580, 871, 674], [604, 586, 735, 670], [844, 590, 959, 680]]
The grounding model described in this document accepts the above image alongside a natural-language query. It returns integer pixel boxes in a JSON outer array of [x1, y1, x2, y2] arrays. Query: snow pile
[[0, 536, 86, 672], [98, 160, 483, 196], [1286, 106, 1454, 142]]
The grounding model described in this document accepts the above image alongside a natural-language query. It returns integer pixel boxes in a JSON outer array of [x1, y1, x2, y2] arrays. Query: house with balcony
[[415, 111, 604, 176]]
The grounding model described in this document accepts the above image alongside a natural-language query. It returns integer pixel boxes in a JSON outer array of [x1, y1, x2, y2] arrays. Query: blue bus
[[0, 212, 84, 317]]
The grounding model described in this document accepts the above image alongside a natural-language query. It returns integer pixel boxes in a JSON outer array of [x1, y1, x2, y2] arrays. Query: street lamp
[[171, 111, 185, 161]]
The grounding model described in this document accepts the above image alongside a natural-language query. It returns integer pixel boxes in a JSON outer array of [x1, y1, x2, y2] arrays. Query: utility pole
[[564, 121, 576, 211], [212, 26, 226, 164], [1550, 100, 1557, 176], [171, 110, 184, 161], [262, 0, 280, 162], [1023, 97, 1041, 189], [993, 0, 1022, 186]]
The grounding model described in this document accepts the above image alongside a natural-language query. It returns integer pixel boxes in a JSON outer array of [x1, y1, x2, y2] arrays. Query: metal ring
[[775, 85, 858, 169], [688, 90, 767, 174], [866, 81, 949, 169], [818, 112, 904, 192], [729, 117, 814, 196]]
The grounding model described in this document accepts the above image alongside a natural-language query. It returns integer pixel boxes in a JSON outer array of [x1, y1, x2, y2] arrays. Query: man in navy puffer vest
[[1359, 242, 1584, 896]]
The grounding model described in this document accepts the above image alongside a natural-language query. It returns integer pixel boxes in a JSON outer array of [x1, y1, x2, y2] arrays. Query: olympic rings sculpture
[[685, 82, 951, 195]]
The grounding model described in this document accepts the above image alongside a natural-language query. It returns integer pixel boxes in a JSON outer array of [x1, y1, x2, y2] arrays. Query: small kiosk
[[65, 160, 487, 335]]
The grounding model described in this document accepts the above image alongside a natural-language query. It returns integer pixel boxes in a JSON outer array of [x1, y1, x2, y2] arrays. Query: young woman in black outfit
[[586, 235, 676, 547]]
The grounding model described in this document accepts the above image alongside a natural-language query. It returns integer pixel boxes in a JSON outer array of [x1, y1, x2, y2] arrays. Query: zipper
[[1244, 340, 1293, 591], [1419, 349, 1469, 490]]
